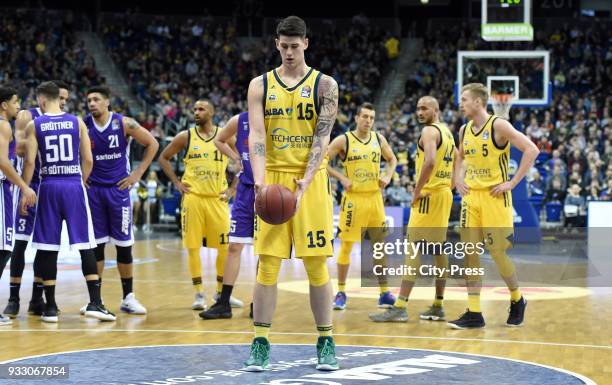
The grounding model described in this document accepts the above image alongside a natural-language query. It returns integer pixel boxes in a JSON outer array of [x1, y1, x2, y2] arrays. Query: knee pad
[[489, 250, 516, 277], [10, 240, 28, 277], [337, 242, 353, 266], [256, 255, 282, 286], [95, 244, 106, 262], [303, 255, 330, 287], [80, 249, 99, 276], [116, 246, 133, 264]]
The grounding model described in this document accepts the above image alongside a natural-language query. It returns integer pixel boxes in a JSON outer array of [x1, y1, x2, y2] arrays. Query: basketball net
[[491, 93, 513, 120]]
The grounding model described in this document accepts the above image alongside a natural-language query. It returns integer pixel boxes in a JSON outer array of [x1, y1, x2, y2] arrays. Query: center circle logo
[[3, 344, 594, 385], [272, 127, 290, 150]]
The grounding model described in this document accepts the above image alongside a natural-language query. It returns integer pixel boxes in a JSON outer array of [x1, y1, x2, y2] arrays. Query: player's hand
[[378, 175, 392, 189], [20, 187, 36, 216], [293, 178, 308, 212], [340, 176, 352, 192], [219, 187, 236, 202], [117, 172, 142, 190], [175, 181, 190, 194], [490, 181, 514, 197], [455, 179, 470, 196], [411, 190, 430, 207], [254, 182, 265, 196]]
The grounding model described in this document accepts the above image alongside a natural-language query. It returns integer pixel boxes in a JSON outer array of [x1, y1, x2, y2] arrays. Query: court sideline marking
[[1, 328, 610, 350]]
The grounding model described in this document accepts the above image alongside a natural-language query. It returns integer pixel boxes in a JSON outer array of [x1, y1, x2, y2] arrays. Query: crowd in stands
[[101, 15, 391, 135], [381, 20, 612, 225], [0, 9, 127, 117]]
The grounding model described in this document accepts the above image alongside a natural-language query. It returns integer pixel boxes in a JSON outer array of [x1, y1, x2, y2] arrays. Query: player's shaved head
[[416, 96, 440, 125], [418, 96, 439, 111]]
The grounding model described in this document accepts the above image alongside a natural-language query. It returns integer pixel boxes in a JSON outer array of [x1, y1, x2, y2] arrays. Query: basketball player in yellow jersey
[[244, 16, 339, 372], [159, 100, 233, 314], [370, 96, 457, 323], [326, 102, 398, 310], [448, 83, 538, 329]]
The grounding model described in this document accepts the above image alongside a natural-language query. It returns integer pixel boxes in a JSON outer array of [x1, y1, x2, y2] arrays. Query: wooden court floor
[[0, 235, 610, 384]]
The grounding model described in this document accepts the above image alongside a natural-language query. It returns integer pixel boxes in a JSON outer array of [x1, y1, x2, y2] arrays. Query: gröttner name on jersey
[[40, 121, 74, 131]]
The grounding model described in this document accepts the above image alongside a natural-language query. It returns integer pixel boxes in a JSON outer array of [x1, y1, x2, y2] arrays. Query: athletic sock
[[44, 285, 56, 307], [338, 282, 346, 292], [216, 276, 223, 294], [254, 322, 271, 340], [379, 285, 389, 294], [433, 295, 444, 307], [9, 282, 20, 301], [219, 284, 233, 305], [121, 278, 133, 299], [394, 295, 408, 309], [468, 293, 481, 313], [32, 282, 44, 301], [192, 277, 203, 293], [87, 280, 102, 305], [317, 324, 333, 337], [510, 287, 522, 302]]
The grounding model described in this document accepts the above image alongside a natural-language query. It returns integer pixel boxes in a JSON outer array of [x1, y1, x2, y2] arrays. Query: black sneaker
[[85, 303, 116, 322], [199, 301, 232, 319], [28, 299, 45, 316], [447, 309, 485, 329], [249, 302, 253, 319], [41, 303, 59, 323], [507, 296, 527, 327], [3, 300, 19, 318]]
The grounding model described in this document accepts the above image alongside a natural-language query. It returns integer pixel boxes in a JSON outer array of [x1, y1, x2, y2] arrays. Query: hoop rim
[[491, 93, 514, 103]]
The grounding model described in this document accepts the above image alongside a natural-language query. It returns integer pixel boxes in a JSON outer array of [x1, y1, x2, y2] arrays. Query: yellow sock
[[510, 287, 521, 302], [394, 295, 408, 309], [192, 278, 203, 293], [254, 322, 271, 340], [216, 277, 223, 294], [468, 293, 481, 313], [338, 282, 346, 292], [379, 285, 389, 294], [317, 324, 333, 337], [188, 248, 202, 292], [433, 296, 443, 307]]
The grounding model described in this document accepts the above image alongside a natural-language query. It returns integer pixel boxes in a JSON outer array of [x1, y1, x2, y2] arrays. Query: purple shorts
[[229, 180, 255, 244], [1, 181, 15, 251], [87, 184, 134, 246], [15, 182, 38, 241], [32, 179, 96, 251]]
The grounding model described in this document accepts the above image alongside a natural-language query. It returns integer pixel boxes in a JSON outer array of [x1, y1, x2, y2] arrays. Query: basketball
[[255, 184, 297, 225]]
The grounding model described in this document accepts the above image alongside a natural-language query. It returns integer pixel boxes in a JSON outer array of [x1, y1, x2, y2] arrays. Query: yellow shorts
[[337, 191, 386, 243], [460, 188, 514, 251], [181, 193, 230, 250], [407, 188, 453, 243], [254, 169, 334, 258]]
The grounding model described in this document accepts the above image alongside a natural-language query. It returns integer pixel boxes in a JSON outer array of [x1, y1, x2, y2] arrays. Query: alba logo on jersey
[[271, 127, 313, 150]]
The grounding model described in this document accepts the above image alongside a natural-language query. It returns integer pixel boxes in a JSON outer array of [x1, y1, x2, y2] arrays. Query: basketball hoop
[[492, 93, 513, 120]]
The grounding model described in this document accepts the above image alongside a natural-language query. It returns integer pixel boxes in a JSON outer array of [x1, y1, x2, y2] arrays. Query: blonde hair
[[461, 83, 489, 106]]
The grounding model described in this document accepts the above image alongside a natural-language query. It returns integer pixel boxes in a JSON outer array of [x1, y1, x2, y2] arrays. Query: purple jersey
[[236, 112, 253, 185], [34, 113, 82, 181], [84, 112, 130, 186], [28, 107, 43, 186], [0, 117, 15, 183]]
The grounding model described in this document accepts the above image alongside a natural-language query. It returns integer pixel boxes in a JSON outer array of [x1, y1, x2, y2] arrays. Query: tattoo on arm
[[304, 75, 338, 180], [125, 117, 139, 130], [253, 142, 265, 157]]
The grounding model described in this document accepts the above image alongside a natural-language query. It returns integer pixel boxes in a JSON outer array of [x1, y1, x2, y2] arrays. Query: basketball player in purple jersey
[[201, 112, 255, 319], [83, 86, 158, 315], [0, 86, 37, 325], [4, 80, 70, 318], [21, 82, 114, 323]]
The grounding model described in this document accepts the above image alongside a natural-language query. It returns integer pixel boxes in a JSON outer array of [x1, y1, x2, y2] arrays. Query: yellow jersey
[[342, 131, 381, 193], [415, 123, 455, 191], [263, 67, 322, 172], [462, 115, 510, 189], [182, 126, 228, 196]]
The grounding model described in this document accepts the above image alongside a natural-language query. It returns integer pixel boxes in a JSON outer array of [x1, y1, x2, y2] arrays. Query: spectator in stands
[[545, 177, 566, 204], [587, 181, 601, 202], [564, 184, 586, 227], [529, 170, 545, 197], [386, 179, 410, 207]]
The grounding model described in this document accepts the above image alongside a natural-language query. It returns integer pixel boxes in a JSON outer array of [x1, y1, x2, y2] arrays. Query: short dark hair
[[0, 86, 17, 104], [87, 86, 111, 99], [52, 80, 70, 91], [276, 16, 307, 38], [36, 81, 60, 100], [357, 102, 375, 116]]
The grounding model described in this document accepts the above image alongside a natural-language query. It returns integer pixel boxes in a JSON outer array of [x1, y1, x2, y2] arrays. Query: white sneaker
[[0, 314, 12, 325], [213, 292, 244, 308], [192, 293, 207, 310], [120, 293, 147, 315]]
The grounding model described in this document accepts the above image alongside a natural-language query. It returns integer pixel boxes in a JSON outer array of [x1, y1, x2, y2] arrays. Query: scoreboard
[[481, 0, 533, 41]]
